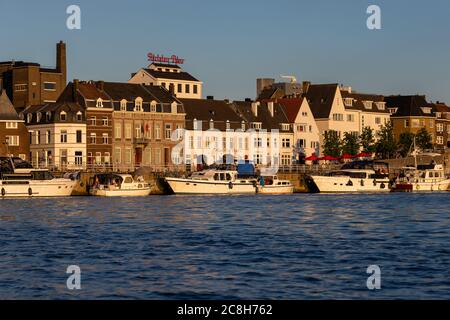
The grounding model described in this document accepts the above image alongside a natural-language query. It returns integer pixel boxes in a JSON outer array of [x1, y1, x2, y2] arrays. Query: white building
[[129, 63, 203, 99], [23, 102, 87, 170]]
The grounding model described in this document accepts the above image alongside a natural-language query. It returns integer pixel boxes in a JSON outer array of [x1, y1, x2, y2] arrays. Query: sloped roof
[[385, 95, 432, 117], [143, 69, 199, 82], [231, 100, 290, 130], [0, 90, 21, 121], [257, 87, 284, 101], [276, 98, 305, 123], [341, 91, 389, 113], [303, 83, 338, 119]]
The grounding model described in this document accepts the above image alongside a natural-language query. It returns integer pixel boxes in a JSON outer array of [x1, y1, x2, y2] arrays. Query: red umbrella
[[356, 152, 372, 158], [319, 155, 338, 161], [305, 154, 319, 161], [340, 153, 356, 159]]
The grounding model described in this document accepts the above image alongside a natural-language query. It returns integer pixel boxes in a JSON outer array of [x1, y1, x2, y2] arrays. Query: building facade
[[129, 63, 203, 99], [0, 41, 67, 110], [431, 102, 450, 149], [0, 90, 29, 159], [23, 102, 86, 170]]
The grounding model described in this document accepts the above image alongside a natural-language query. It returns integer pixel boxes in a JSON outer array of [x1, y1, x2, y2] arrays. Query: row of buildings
[[1, 42, 450, 172]]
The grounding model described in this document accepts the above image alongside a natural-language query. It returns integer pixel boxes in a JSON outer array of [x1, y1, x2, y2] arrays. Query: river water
[[0, 193, 449, 299]]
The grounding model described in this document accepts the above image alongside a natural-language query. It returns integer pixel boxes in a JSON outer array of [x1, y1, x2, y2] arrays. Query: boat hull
[[166, 178, 256, 194], [89, 188, 151, 197], [257, 185, 294, 194], [0, 179, 76, 198], [308, 175, 391, 193], [396, 179, 450, 192]]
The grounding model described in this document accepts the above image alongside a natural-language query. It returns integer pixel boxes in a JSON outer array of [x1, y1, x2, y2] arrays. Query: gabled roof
[[0, 90, 21, 121], [143, 68, 200, 82], [303, 83, 339, 119], [340, 91, 389, 113], [276, 98, 306, 123], [181, 99, 242, 131], [384, 95, 433, 117]]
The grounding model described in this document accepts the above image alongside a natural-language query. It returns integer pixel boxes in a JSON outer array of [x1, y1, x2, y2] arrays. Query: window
[[154, 148, 161, 165], [125, 124, 132, 139], [430, 120, 434, 128], [114, 148, 121, 165], [363, 101, 372, 109], [437, 136, 444, 145], [5, 136, 19, 146], [76, 130, 82, 143], [135, 97, 143, 112], [165, 124, 172, 139], [76, 112, 82, 121], [89, 117, 96, 126], [281, 124, 290, 131], [150, 102, 157, 113], [14, 84, 27, 92], [95, 152, 102, 164], [155, 124, 161, 140], [254, 138, 263, 148], [241, 121, 246, 131], [344, 98, 353, 107], [60, 130, 68, 143], [90, 133, 96, 144], [252, 122, 262, 130], [297, 124, 306, 132], [115, 124, 122, 139], [185, 84, 190, 94], [44, 82, 56, 91], [347, 114, 355, 122], [120, 99, 127, 111], [102, 117, 109, 126], [37, 112, 42, 123], [27, 114, 32, 123], [253, 154, 262, 165], [302, 111, 308, 117], [375, 117, 381, 125], [36, 131, 41, 144], [102, 133, 109, 144], [412, 119, 420, 128], [282, 139, 291, 148], [6, 122, 18, 129], [177, 84, 182, 93], [405, 119, 410, 128], [281, 154, 291, 166], [96, 98, 103, 108], [47, 130, 51, 144], [135, 125, 142, 139], [75, 151, 83, 166], [193, 85, 198, 94], [104, 152, 110, 165], [437, 123, 444, 133], [332, 113, 344, 121], [60, 111, 67, 121], [226, 120, 231, 131]]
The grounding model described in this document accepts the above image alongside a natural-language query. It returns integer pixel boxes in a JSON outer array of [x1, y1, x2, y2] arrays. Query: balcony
[[133, 137, 150, 146]]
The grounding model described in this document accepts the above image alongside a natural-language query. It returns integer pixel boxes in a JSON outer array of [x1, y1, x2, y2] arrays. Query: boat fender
[[360, 179, 364, 187], [373, 179, 377, 186], [380, 183, 386, 189], [1, 188, 5, 197], [346, 180, 353, 186], [228, 181, 233, 189], [80, 182, 84, 187], [28, 188, 33, 196]]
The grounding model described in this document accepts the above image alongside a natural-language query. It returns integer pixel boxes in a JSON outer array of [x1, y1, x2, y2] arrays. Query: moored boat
[[89, 173, 151, 197], [391, 163, 450, 192], [0, 156, 76, 198], [256, 175, 294, 194]]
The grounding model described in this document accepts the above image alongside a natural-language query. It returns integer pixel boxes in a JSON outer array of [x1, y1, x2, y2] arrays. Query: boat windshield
[[329, 171, 367, 179]]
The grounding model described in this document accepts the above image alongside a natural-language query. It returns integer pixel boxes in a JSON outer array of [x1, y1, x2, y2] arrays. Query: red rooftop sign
[[147, 53, 185, 65]]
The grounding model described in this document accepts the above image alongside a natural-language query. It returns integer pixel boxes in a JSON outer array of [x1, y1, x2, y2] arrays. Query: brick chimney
[[57, 41, 67, 85]]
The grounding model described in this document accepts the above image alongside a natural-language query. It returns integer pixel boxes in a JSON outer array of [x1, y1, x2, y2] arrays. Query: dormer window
[[60, 111, 67, 121], [209, 119, 214, 129], [171, 102, 178, 114], [150, 101, 157, 113], [46, 112, 52, 121], [193, 118, 199, 130], [37, 112, 42, 123], [344, 98, 353, 107], [120, 99, 127, 111], [241, 121, 246, 131], [363, 101, 372, 109], [281, 123, 290, 131], [376, 102, 386, 110], [389, 108, 398, 115], [27, 114, 32, 123], [252, 122, 262, 130], [76, 111, 83, 121], [226, 120, 231, 130], [134, 97, 143, 112], [96, 98, 103, 108], [421, 107, 432, 114], [436, 112, 442, 118]]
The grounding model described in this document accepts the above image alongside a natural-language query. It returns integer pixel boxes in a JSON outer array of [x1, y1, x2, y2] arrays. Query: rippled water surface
[[1, 193, 449, 299]]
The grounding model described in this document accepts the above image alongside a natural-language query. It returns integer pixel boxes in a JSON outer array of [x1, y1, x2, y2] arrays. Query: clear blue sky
[[1, 0, 450, 102]]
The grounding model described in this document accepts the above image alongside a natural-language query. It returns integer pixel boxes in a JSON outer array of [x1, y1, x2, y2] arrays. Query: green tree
[[323, 130, 341, 158], [415, 128, 433, 151], [398, 132, 415, 157], [359, 127, 376, 153], [342, 132, 360, 155], [376, 122, 397, 159]]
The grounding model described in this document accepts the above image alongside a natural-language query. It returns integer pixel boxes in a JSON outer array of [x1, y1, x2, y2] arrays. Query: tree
[[398, 132, 415, 157], [376, 122, 397, 159], [360, 127, 376, 153], [342, 132, 360, 155], [415, 128, 433, 151], [323, 130, 341, 158]]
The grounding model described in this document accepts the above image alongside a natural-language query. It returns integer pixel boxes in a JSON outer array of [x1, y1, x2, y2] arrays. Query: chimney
[[96, 81, 105, 91], [57, 41, 67, 85], [302, 81, 311, 94], [73, 79, 79, 100], [251, 102, 260, 117], [268, 101, 274, 117]]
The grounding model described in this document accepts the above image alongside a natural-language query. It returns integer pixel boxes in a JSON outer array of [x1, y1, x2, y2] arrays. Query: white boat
[[256, 176, 294, 194], [392, 163, 450, 192], [0, 157, 76, 198], [165, 169, 257, 194], [306, 161, 391, 193], [89, 173, 151, 197]]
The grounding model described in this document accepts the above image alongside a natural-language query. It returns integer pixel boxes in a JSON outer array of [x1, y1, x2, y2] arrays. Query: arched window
[[76, 111, 83, 121], [134, 97, 143, 112], [37, 112, 42, 123], [96, 98, 103, 108], [60, 111, 67, 121], [171, 102, 178, 114], [46, 112, 52, 121], [27, 113, 32, 124], [120, 99, 127, 111], [150, 101, 157, 113]]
